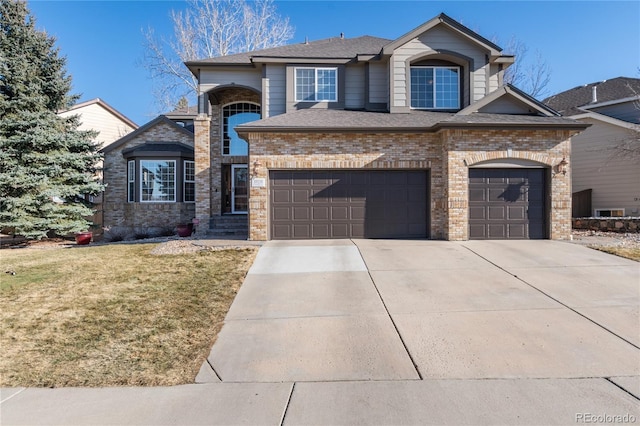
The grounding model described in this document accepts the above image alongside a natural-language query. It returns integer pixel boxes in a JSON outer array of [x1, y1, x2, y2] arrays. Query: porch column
[[194, 114, 211, 235]]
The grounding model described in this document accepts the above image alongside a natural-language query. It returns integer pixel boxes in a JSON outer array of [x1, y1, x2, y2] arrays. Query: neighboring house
[[58, 98, 138, 149], [544, 77, 640, 218], [58, 98, 138, 233], [105, 13, 588, 240]]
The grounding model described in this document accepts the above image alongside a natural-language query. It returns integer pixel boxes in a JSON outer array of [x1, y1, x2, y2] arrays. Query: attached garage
[[270, 170, 428, 239], [469, 168, 547, 240]]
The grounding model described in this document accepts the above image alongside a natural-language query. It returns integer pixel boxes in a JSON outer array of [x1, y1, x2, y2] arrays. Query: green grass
[[0, 243, 257, 387]]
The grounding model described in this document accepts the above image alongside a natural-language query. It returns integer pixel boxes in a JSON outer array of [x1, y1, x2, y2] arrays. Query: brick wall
[[195, 88, 259, 233], [103, 121, 195, 238], [242, 129, 573, 241]]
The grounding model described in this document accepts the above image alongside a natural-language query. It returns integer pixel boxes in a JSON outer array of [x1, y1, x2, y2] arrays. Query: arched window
[[222, 103, 260, 155]]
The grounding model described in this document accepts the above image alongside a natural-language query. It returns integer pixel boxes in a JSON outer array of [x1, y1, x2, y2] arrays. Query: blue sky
[[29, 0, 639, 126]]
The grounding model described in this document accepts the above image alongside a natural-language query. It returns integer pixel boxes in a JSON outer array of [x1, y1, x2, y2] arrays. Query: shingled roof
[[186, 35, 391, 66], [235, 108, 585, 134], [543, 77, 640, 116]]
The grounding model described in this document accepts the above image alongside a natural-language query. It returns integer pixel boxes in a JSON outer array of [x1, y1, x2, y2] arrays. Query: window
[[411, 66, 460, 109], [140, 160, 176, 202], [184, 160, 195, 203], [295, 68, 337, 102], [223, 103, 260, 156], [127, 161, 135, 203], [595, 209, 625, 217]]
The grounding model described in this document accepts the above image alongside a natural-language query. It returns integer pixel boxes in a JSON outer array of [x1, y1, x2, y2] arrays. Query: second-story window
[[222, 103, 260, 156], [295, 68, 337, 102], [410, 66, 460, 110]]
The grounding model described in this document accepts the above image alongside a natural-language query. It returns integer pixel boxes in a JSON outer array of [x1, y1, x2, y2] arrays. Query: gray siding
[[345, 64, 365, 109], [368, 61, 388, 105], [571, 118, 640, 216], [590, 101, 640, 124], [199, 68, 262, 94], [264, 64, 286, 117], [390, 24, 489, 110]]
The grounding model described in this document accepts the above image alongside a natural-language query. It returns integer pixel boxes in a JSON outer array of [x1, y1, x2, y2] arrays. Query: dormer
[[381, 13, 514, 113]]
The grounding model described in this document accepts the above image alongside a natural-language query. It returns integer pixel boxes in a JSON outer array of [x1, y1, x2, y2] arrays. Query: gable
[[102, 116, 194, 154], [458, 85, 559, 117]]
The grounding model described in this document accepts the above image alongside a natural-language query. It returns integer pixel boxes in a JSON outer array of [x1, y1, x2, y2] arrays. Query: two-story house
[[544, 77, 640, 218], [103, 13, 587, 241]]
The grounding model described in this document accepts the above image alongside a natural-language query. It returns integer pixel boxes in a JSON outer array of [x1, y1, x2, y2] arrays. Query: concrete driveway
[[4, 239, 639, 425], [206, 239, 639, 383], [200, 239, 639, 423]]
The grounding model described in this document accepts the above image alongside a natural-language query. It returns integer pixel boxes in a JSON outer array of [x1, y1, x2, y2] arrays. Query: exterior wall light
[[557, 157, 568, 175]]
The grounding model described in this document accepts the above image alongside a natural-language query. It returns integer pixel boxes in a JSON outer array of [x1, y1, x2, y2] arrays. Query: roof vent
[[592, 85, 597, 103], [304, 36, 309, 45], [340, 32, 344, 39]]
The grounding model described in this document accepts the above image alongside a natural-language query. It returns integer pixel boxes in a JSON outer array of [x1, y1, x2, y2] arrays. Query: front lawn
[[591, 246, 640, 262], [0, 243, 257, 387]]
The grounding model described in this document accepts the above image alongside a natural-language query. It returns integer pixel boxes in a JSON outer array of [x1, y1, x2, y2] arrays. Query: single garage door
[[469, 168, 546, 239], [270, 170, 428, 239]]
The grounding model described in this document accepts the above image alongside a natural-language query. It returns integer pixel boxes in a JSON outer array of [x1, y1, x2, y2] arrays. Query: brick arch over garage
[[464, 151, 554, 168]]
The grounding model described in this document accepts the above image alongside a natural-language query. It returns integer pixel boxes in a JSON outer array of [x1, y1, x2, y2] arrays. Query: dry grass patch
[[0, 243, 257, 387], [590, 246, 640, 262]]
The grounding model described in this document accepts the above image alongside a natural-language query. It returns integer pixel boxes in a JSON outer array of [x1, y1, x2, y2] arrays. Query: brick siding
[[103, 121, 195, 238], [239, 129, 573, 241]]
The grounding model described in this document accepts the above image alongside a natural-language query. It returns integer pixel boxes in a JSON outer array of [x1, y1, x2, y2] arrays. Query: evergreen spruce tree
[[0, 0, 104, 239]]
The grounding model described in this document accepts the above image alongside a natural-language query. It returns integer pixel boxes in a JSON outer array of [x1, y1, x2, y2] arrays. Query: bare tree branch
[[502, 36, 552, 98], [140, 0, 294, 112]]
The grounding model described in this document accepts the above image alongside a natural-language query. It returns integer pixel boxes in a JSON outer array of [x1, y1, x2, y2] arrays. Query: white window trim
[[294, 67, 338, 102], [184, 160, 195, 203], [594, 208, 625, 217], [410, 65, 460, 110], [127, 160, 135, 203], [140, 159, 176, 203]]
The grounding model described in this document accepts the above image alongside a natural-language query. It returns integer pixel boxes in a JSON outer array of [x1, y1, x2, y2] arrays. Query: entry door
[[231, 165, 248, 213]]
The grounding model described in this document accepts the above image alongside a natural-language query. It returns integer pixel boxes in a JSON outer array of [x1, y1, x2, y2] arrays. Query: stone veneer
[[194, 88, 259, 234], [240, 129, 574, 241], [103, 121, 195, 238]]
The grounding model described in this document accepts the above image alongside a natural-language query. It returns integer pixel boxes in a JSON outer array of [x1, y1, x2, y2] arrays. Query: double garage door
[[269, 168, 547, 240], [270, 170, 428, 239]]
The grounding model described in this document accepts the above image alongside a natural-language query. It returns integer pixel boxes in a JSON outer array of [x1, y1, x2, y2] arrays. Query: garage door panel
[[351, 206, 366, 221], [272, 207, 290, 220], [488, 206, 505, 220], [469, 168, 546, 240], [311, 224, 329, 238], [508, 224, 526, 239], [331, 224, 349, 238], [331, 206, 349, 220], [271, 170, 428, 239], [528, 206, 544, 220], [469, 224, 486, 239], [293, 190, 310, 203], [507, 206, 525, 220], [293, 207, 309, 220], [488, 224, 506, 239], [293, 224, 311, 238], [469, 206, 485, 220], [312, 206, 329, 220], [273, 224, 290, 239]]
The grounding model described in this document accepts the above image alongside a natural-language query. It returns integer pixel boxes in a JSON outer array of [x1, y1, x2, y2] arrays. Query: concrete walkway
[[2, 240, 639, 425]]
